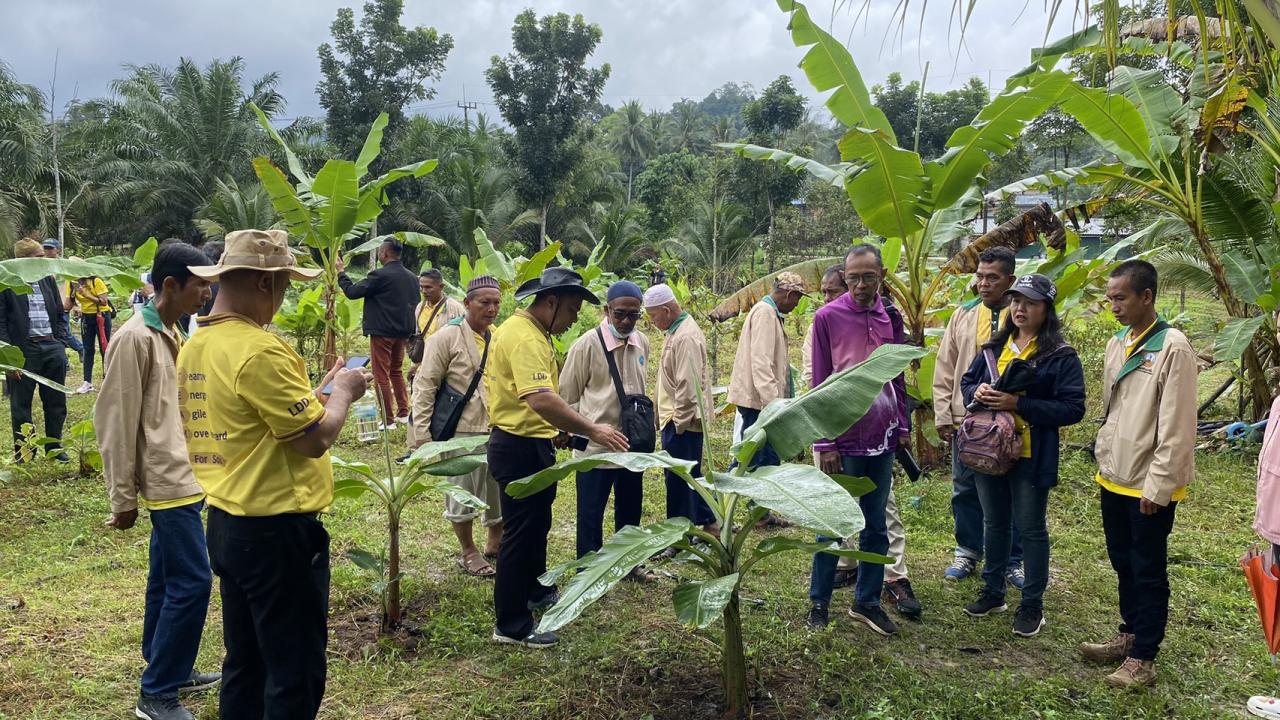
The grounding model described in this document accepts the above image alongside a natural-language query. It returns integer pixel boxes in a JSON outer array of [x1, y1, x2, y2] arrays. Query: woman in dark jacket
[[959, 273, 1086, 638]]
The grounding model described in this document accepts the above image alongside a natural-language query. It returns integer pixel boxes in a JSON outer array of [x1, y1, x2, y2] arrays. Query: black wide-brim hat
[[513, 267, 601, 304]]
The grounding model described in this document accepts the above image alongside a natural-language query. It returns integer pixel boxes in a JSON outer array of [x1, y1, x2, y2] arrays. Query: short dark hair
[[977, 246, 1016, 276], [823, 263, 847, 287], [846, 243, 883, 268], [151, 242, 208, 295], [420, 268, 443, 282], [381, 239, 403, 257], [1111, 259, 1158, 298], [201, 241, 224, 265]]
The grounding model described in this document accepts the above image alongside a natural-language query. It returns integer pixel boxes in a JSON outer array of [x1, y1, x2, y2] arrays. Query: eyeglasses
[[845, 273, 881, 288], [611, 310, 643, 322]]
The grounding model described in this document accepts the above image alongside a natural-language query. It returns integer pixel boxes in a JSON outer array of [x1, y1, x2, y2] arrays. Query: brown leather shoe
[[1104, 657, 1156, 688], [1079, 632, 1135, 664]]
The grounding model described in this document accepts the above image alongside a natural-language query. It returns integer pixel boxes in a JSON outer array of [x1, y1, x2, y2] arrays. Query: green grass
[[0, 309, 1275, 719]]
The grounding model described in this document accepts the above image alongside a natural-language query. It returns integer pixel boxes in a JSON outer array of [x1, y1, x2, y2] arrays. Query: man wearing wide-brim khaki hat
[[187, 228, 322, 282], [178, 227, 369, 718]]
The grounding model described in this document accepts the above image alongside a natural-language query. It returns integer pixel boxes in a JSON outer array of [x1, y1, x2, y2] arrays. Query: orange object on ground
[[1242, 546, 1280, 656]]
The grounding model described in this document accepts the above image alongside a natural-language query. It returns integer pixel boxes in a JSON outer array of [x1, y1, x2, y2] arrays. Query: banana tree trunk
[[385, 508, 401, 633], [720, 592, 748, 718]]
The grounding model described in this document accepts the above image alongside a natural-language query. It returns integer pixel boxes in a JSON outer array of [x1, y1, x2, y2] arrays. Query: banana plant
[[251, 105, 445, 367], [506, 343, 924, 718], [995, 27, 1280, 416], [331, 435, 489, 632]]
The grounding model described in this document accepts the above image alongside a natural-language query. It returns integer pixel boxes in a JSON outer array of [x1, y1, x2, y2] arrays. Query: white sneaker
[[395, 416, 410, 426], [75, 381, 93, 394], [1249, 696, 1280, 719]]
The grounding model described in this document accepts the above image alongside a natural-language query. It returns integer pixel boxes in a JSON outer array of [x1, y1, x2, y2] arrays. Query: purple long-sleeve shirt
[[811, 294, 910, 456]]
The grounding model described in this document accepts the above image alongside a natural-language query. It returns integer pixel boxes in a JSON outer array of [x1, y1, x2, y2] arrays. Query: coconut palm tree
[[193, 177, 279, 241], [563, 199, 652, 273], [609, 101, 656, 204], [666, 100, 708, 154], [665, 198, 759, 295]]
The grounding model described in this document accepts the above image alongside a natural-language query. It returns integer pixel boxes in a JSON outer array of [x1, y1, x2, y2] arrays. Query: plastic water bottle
[[353, 399, 380, 442]]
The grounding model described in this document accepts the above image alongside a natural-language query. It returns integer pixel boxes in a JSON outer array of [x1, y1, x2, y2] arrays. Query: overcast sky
[[2, 0, 1085, 123]]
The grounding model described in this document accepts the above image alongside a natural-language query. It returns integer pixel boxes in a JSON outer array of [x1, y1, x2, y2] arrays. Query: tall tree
[[486, 10, 611, 247], [317, 0, 453, 157], [871, 73, 990, 158], [733, 76, 805, 269], [0, 62, 52, 245], [609, 101, 655, 203]]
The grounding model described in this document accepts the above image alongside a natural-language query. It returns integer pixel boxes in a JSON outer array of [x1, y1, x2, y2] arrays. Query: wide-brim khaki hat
[[189, 229, 322, 282]]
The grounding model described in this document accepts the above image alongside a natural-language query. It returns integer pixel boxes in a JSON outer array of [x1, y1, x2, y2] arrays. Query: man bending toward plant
[[178, 229, 371, 719], [98, 242, 219, 720]]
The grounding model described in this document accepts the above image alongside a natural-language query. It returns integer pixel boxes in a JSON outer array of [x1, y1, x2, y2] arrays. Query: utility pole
[[50, 50, 63, 246], [457, 100, 477, 132]]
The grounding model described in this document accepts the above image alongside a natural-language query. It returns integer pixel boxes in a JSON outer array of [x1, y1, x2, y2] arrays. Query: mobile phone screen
[[323, 356, 371, 395]]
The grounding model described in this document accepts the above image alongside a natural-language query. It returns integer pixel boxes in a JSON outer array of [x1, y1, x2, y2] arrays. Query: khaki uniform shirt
[[727, 299, 790, 411], [411, 319, 491, 444], [932, 299, 1006, 430], [1094, 324, 1198, 506], [657, 314, 712, 434], [559, 322, 650, 456], [96, 304, 203, 513], [416, 296, 465, 338]]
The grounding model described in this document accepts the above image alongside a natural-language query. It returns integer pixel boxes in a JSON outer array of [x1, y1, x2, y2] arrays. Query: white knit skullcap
[[642, 283, 676, 308]]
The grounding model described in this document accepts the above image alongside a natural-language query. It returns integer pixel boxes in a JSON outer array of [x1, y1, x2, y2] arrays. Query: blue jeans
[[141, 500, 212, 699], [735, 407, 780, 469], [661, 423, 714, 526], [952, 444, 1022, 565], [575, 467, 643, 558], [809, 452, 895, 607], [60, 315, 83, 353], [974, 460, 1050, 610]]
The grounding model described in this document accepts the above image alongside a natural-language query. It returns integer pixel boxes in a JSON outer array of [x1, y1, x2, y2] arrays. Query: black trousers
[[1100, 488, 1178, 661], [575, 467, 643, 558], [662, 422, 714, 526], [9, 339, 67, 455], [207, 507, 330, 720], [489, 428, 558, 639]]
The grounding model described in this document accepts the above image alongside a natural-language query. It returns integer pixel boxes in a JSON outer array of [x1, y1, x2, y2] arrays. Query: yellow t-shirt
[[975, 304, 1008, 349], [997, 336, 1037, 459], [486, 309, 558, 438], [177, 312, 331, 516], [66, 277, 111, 314]]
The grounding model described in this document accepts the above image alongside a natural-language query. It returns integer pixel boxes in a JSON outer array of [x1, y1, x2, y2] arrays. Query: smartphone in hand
[[322, 355, 370, 395]]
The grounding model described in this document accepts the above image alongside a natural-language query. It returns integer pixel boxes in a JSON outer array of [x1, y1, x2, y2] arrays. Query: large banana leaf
[[1058, 82, 1155, 170], [537, 518, 692, 633], [400, 475, 487, 510], [1223, 254, 1272, 305], [775, 0, 896, 141], [1215, 316, 1267, 361], [342, 232, 446, 263], [312, 160, 359, 244], [923, 187, 984, 253], [506, 451, 697, 499], [0, 257, 139, 295], [838, 128, 929, 239], [927, 71, 1070, 210], [514, 241, 564, 287], [1010, 25, 1102, 80], [711, 464, 860, 538], [356, 160, 438, 225], [252, 102, 311, 189], [737, 343, 925, 462], [355, 113, 389, 179], [717, 143, 853, 187], [673, 573, 739, 630], [404, 434, 490, 470], [707, 257, 842, 322], [749, 537, 891, 565], [1108, 67, 1184, 158], [985, 163, 1121, 200], [474, 228, 516, 286], [252, 158, 315, 242]]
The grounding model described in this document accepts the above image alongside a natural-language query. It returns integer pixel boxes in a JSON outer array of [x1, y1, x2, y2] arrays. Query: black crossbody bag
[[430, 327, 490, 442], [596, 328, 656, 453]]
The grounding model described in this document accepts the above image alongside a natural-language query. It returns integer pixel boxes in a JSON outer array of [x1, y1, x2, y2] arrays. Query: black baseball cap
[[1005, 273, 1057, 302]]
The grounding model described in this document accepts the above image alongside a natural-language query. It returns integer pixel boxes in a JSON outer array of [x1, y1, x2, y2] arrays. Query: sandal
[[754, 512, 793, 530], [458, 552, 496, 578]]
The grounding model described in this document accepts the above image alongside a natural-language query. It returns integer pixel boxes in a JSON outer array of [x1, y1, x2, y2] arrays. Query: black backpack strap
[[458, 327, 490, 407], [596, 327, 628, 409]]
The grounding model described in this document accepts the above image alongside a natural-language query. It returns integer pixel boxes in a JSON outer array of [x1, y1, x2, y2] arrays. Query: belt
[[27, 335, 56, 343]]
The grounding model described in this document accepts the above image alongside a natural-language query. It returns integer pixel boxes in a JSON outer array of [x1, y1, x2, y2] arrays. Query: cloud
[[1, 0, 1087, 122]]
